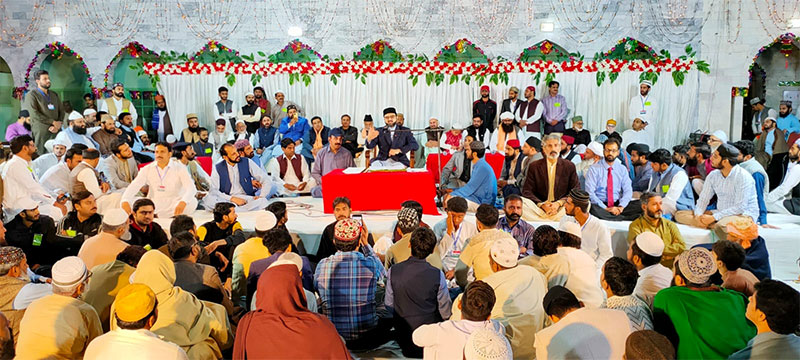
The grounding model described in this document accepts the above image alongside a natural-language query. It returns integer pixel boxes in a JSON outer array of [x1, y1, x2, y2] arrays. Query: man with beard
[[121, 142, 197, 218], [500, 86, 523, 115], [69, 149, 119, 215], [498, 139, 525, 197], [646, 149, 695, 219], [4, 198, 59, 271], [92, 114, 124, 156], [41, 146, 83, 196], [516, 136, 543, 190], [445, 141, 497, 212], [754, 114, 789, 188], [252, 87, 271, 120], [627, 143, 653, 193], [99, 83, 137, 123], [253, 115, 280, 166], [766, 138, 800, 215], [563, 116, 591, 146], [440, 135, 475, 190], [267, 138, 315, 196], [365, 107, 419, 168], [560, 189, 613, 270], [270, 90, 303, 129], [517, 86, 544, 140], [627, 192, 686, 267], [55, 111, 99, 149], [749, 97, 771, 138], [118, 112, 153, 162], [235, 138, 261, 167], [541, 81, 569, 135], [473, 85, 497, 132], [83, 93, 96, 112], [497, 194, 535, 257], [99, 138, 139, 191], [629, 80, 658, 127], [2, 135, 67, 221], [521, 134, 579, 221], [212, 86, 237, 128], [675, 143, 759, 240], [180, 113, 202, 143], [776, 100, 800, 139], [24, 70, 65, 153], [311, 128, 355, 197], [135, 127, 153, 151], [672, 144, 690, 169], [577, 141, 603, 188], [585, 138, 642, 221], [239, 92, 261, 134], [192, 127, 214, 157], [151, 95, 173, 142], [337, 114, 362, 157], [302, 116, 330, 166], [313, 197, 375, 263], [5, 110, 32, 141], [559, 135, 581, 166], [466, 115, 492, 146], [687, 141, 713, 194], [733, 140, 769, 225], [621, 118, 654, 150], [173, 142, 211, 195], [278, 105, 310, 147], [600, 119, 623, 143], [32, 139, 68, 178], [205, 143, 273, 212], [489, 111, 522, 155]]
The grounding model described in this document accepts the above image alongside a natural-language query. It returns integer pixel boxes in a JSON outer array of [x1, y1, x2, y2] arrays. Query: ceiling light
[[48, 26, 62, 36], [287, 26, 303, 37], [540, 22, 554, 32], [790, 18, 800, 28]]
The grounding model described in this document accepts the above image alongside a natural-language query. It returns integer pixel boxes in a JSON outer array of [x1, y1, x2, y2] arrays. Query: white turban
[[499, 111, 515, 120], [68, 111, 83, 121], [711, 130, 728, 143]]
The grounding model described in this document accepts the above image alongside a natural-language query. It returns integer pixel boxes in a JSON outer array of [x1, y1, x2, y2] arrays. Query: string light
[[548, 0, 620, 44], [176, 0, 251, 40], [752, 0, 800, 37], [0, 0, 46, 47], [69, 0, 147, 44]]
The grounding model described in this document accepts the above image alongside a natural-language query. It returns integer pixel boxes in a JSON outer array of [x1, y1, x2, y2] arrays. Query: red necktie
[[606, 167, 614, 208]]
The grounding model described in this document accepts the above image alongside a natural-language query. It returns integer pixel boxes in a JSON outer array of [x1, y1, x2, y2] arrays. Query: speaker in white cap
[[559, 221, 582, 239], [635, 231, 665, 257]]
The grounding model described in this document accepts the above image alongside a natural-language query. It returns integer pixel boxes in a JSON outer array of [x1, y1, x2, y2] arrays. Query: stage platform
[[153, 196, 800, 290]]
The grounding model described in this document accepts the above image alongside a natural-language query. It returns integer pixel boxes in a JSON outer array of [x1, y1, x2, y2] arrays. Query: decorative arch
[[23, 42, 94, 93], [748, 33, 799, 86], [517, 40, 572, 62], [0, 55, 21, 139], [597, 37, 659, 60], [103, 41, 158, 90]]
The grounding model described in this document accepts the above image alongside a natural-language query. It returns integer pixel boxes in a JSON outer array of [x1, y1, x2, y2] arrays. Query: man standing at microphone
[[366, 107, 419, 168]]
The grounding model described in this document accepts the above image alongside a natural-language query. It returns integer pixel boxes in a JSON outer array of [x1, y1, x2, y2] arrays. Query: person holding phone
[[313, 197, 374, 264]]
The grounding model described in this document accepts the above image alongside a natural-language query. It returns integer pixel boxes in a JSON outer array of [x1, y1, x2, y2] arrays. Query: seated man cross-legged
[[205, 143, 275, 211], [444, 140, 497, 212], [521, 134, 579, 221], [584, 138, 642, 221]]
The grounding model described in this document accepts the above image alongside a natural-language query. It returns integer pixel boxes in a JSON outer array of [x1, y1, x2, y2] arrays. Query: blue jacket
[[452, 158, 497, 205], [301, 126, 330, 163], [366, 125, 419, 167], [216, 159, 256, 196], [278, 116, 310, 142]]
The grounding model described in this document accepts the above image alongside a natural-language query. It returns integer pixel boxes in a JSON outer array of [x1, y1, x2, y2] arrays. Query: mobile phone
[[352, 214, 363, 224]]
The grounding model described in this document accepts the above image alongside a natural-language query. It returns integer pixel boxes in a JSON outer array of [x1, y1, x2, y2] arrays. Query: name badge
[[66, 230, 77, 237], [553, 102, 561, 108], [282, 107, 288, 113], [640, 110, 647, 114], [205, 147, 212, 154], [32, 234, 43, 246], [448, 250, 461, 258], [644, 101, 652, 106], [122, 108, 129, 113], [47, 104, 55, 110], [661, 185, 670, 193], [157, 186, 166, 192]]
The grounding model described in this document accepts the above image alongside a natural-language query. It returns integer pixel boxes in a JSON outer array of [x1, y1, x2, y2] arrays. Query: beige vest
[[69, 162, 100, 195], [0, 276, 27, 343], [104, 97, 132, 118]]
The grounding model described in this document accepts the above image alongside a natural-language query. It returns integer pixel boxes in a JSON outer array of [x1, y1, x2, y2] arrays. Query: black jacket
[[473, 98, 497, 132], [5, 215, 59, 268], [128, 219, 169, 250], [56, 211, 102, 244]]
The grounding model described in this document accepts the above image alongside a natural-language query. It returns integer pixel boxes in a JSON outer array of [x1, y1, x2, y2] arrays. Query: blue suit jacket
[[301, 126, 330, 163], [366, 125, 419, 166]]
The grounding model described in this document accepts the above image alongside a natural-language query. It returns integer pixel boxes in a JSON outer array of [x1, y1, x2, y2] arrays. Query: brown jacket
[[0, 276, 27, 343], [521, 157, 580, 204], [754, 127, 788, 169]]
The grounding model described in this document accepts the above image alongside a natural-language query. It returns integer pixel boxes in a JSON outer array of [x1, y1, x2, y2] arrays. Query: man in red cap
[[560, 135, 581, 165], [517, 85, 544, 140], [473, 85, 497, 133], [498, 139, 525, 197]]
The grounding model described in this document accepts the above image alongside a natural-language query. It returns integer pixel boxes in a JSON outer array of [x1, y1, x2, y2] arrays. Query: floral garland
[[434, 38, 489, 63], [20, 41, 95, 95], [103, 41, 157, 90], [191, 40, 240, 62], [599, 37, 659, 60], [269, 39, 323, 63], [144, 59, 698, 76], [731, 87, 749, 97], [748, 33, 797, 84], [353, 40, 403, 62]]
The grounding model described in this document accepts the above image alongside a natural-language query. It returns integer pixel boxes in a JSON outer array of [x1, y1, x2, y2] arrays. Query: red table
[[322, 169, 440, 215], [137, 156, 213, 175], [426, 152, 505, 183]]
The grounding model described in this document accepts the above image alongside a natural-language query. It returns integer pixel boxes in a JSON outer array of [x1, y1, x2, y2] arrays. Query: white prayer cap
[[768, 108, 779, 119], [245, 92, 254, 97], [635, 231, 664, 257], [51, 256, 88, 288], [711, 130, 728, 143], [274, 89, 285, 96], [559, 221, 582, 239], [83, 108, 97, 117], [17, 197, 39, 211], [254, 211, 277, 231], [490, 237, 519, 268], [749, 97, 762, 106], [44, 139, 55, 153], [235, 118, 245, 125], [574, 144, 587, 155], [587, 141, 604, 157], [166, 134, 177, 144], [268, 252, 303, 272], [53, 137, 69, 148], [136, 128, 147, 137], [794, 137, 800, 148], [464, 328, 512, 360], [499, 111, 515, 120], [640, 80, 653, 87], [68, 111, 83, 121], [103, 208, 129, 227]]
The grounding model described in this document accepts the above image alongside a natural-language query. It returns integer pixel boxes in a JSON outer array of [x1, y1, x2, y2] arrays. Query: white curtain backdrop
[[157, 71, 700, 149]]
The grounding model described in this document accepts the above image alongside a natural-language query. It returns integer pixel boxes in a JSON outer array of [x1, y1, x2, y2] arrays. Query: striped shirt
[[694, 165, 759, 221], [314, 244, 386, 341]]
